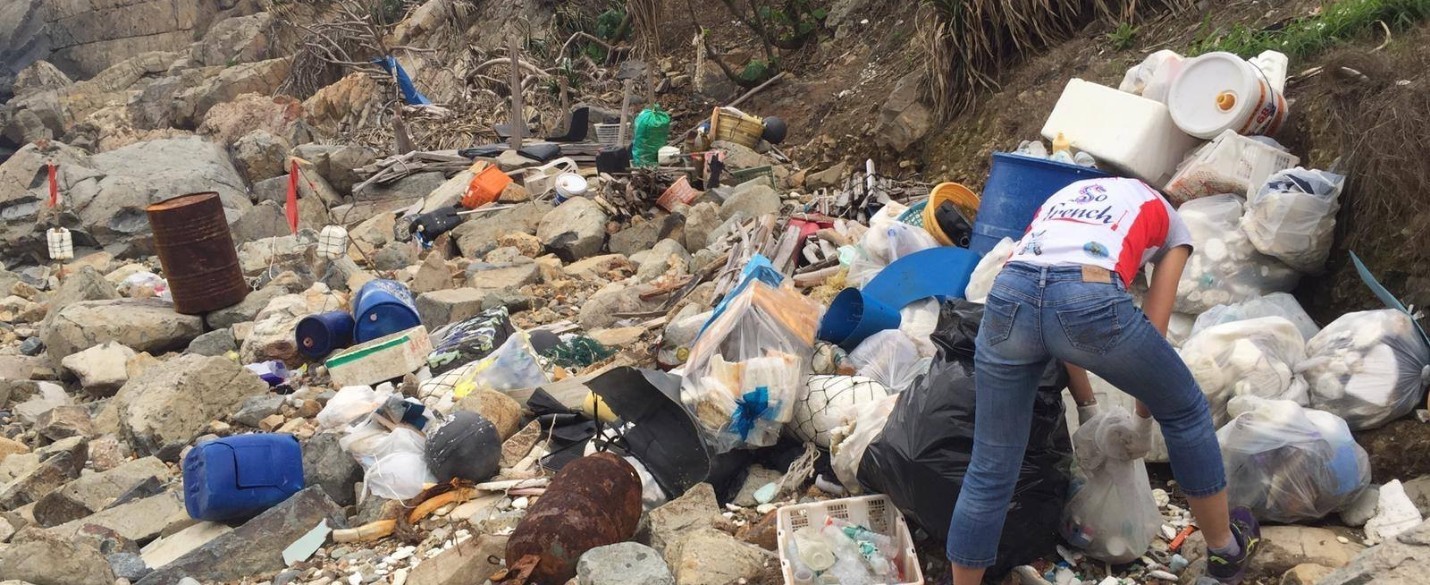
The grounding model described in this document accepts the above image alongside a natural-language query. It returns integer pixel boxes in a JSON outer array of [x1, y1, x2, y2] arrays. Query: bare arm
[[1065, 363, 1096, 406]]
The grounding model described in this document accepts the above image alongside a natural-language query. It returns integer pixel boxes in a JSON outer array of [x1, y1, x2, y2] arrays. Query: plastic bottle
[[1052, 132, 1072, 155], [821, 523, 876, 585], [794, 527, 836, 571], [1074, 151, 1099, 168]]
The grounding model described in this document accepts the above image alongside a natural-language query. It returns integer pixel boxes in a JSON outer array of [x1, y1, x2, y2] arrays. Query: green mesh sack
[[632, 105, 671, 168]]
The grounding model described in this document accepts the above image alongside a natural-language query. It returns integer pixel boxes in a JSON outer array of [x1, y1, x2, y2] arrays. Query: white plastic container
[[1163, 129, 1299, 204], [776, 495, 924, 585], [553, 173, 588, 204], [46, 227, 73, 261], [1041, 78, 1202, 186], [1168, 51, 1289, 139], [317, 225, 349, 259]]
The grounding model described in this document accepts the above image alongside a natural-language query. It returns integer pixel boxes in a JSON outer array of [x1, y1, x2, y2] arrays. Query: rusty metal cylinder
[[507, 452, 643, 585], [146, 192, 248, 314]]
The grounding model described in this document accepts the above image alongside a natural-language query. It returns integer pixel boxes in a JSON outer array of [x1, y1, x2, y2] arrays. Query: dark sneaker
[[1206, 507, 1263, 584]]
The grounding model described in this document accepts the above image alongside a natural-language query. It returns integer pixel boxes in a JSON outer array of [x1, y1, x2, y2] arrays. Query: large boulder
[[83, 135, 252, 232], [452, 202, 553, 258], [196, 93, 304, 149], [718, 183, 780, 221], [290, 143, 378, 195], [60, 341, 135, 397], [1319, 518, 1430, 584], [12, 60, 73, 98], [42, 298, 203, 361], [171, 57, 292, 129], [32, 456, 169, 527], [110, 354, 269, 458], [192, 12, 273, 67], [230, 129, 291, 184], [42, 265, 118, 313], [537, 197, 609, 261], [874, 71, 935, 153], [0, 527, 116, 585]]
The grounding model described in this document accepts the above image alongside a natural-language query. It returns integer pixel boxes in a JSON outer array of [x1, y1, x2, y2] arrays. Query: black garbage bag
[[426, 411, 501, 483], [858, 300, 1072, 577]]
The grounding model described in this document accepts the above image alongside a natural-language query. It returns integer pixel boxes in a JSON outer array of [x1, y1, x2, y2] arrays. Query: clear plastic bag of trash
[[451, 331, 549, 400], [682, 279, 823, 451], [899, 298, 941, 358], [1118, 50, 1185, 103], [1180, 316, 1308, 425], [1168, 195, 1300, 314], [830, 393, 900, 493], [1241, 168, 1346, 274], [1300, 309, 1430, 430], [317, 385, 390, 430], [119, 271, 172, 301], [1060, 406, 1164, 564], [1062, 374, 1170, 462], [1163, 131, 1298, 205], [848, 330, 930, 393], [1193, 292, 1320, 341], [364, 426, 436, 501], [791, 375, 893, 448], [965, 237, 1016, 304], [845, 204, 939, 288], [1219, 396, 1371, 523]]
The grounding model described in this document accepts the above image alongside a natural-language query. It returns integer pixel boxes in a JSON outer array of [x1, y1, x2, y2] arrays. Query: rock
[[60, 341, 135, 397], [1253, 526, 1364, 576], [36, 405, 93, 441], [719, 183, 782, 222], [110, 354, 268, 458], [1367, 479, 1424, 543], [0, 527, 116, 585], [682, 202, 721, 252], [0, 437, 29, 462], [410, 253, 454, 295], [648, 483, 722, 557], [738, 510, 779, 551], [496, 232, 544, 257], [301, 432, 362, 507], [85, 136, 251, 235], [354, 171, 446, 203], [232, 394, 285, 429], [373, 243, 418, 272], [47, 490, 186, 544], [578, 283, 664, 330], [32, 456, 168, 527], [1280, 563, 1334, 585], [666, 528, 772, 585], [108, 551, 149, 581], [12, 61, 72, 98], [0, 443, 82, 509], [206, 274, 307, 329], [732, 465, 783, 508], [192, 13, 273, 67], [171, 58, 292, 128], [630, 239, 692, 283], [44, 265, 118, 313], [12, 381, 73, 424], [229, 129, 290, 184], [1342, 484, 1382, 528], [1319, 518, 1430, 584], [85, 435, 129, 471], [135, 487, 344, 585], [41, 298, 202, 361], [710, 140, 771, 171], [405, 534, 507, 585], [577, 542, 675, 585], [495, 150, 538, 172], [237, 233, 317, 278], [1402, 475, 1430, 517], [610, 219, 664, 257], [537, 198, 609, 262], [238, 284, 345, 364], [416, 288, 496, 330], [454, 390, 523, 440], [185, 328, 236, 357], [874, 72, 934, 153], [139, 521, 232, 570], [452, 202, 552, 258], [804, 162, 849, 190], [564, 255, 633, 280], [466, 263, 541, 290], [290, 144, 377, 195], [589, 327, 644, 348]]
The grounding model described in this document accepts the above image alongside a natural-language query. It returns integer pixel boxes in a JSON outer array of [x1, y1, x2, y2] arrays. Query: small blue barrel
[[819, 288, 902, 351], [971, 153, 1110, 255], [352, 279, 421, 343], [183, 433, 304, 521], [296, 311, 356, 358]]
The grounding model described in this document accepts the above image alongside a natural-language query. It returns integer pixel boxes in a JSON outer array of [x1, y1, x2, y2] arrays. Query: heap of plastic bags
[[1219, 396, 1371, 523], [1179, 316, 1308, 424], [1192, 292, 1320, 341], [1061, 407, 1163, 564], [1171, 195, 1300, 314], [845, 203, 939, 288], [1242, 168, 1345, 274], [1301, 309, 1430, 430]]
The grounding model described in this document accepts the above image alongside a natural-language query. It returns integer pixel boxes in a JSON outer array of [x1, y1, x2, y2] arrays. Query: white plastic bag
[[1118, 50, 1185, 103], [317, 386, 388, 430], [1163, 131, 1298, 204], [1219, 396, 1371, 523], [451, 331, 549, 399], [1167, 312, 1197, 348], [1242, 168, 1345, 273], [1180, 316, 1308, 425], [898, 297, 941, 358], [1062, 376, 1170, 463], [1170, 195, 1300, 314], [848, 330, 929, 393], [1300, 309, 1430, 430], [364, 426, 436, 501], [1192, 292, 1320, 341], [790, 375, 892, 448], [965, 237, 1016, 304], [1060, 406, 1164, 564], [830, 393, 900, 493], [845, 204, 938, 288]]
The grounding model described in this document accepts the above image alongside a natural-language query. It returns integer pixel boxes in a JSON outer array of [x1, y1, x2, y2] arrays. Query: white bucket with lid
[[1169, 51, 1289, 139], [553, 173, 588, 204]]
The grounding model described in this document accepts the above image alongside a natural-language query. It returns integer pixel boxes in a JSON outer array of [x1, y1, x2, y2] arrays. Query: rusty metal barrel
[[146, 192, 248, 315], [506, 452, 642, 585]]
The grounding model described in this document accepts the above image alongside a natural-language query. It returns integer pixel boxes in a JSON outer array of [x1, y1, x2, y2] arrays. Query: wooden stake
[[645, 62, 657, 106], [508, 36, 525, 150], [558, 75, 570, 134], [617, 78, 634, 146]]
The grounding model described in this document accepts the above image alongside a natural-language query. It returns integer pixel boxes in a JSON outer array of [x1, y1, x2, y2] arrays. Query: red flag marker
[[47, 162, 59, 208], [286, 159, 300, 234]]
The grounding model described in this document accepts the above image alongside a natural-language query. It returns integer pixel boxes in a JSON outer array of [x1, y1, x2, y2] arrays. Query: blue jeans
[[946, 262, 1225, 568]]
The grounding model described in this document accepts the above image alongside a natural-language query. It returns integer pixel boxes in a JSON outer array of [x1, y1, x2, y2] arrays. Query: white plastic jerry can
[[47, 227, 74, 261], [317, 225, 349, 259]]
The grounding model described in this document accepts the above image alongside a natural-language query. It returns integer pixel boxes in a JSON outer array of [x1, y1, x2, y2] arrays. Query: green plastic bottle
[[631, 105, 671, 168]]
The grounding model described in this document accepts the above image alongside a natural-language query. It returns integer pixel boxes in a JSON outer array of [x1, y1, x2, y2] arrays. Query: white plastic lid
[[554, 173, 588, 198], [1168, 52, 1261, 139]]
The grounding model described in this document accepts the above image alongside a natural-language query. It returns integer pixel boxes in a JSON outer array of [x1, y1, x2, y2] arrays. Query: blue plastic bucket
[[296, 311, 356, 358], [352, 279, 421, 343], [971, 153, 1110, 255], [819, 288, 903, 351]]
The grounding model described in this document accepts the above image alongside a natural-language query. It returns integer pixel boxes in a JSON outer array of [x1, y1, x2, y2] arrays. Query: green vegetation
[[370, 0, 406, 26], [741, 58, 775, 82], [1106, 22, 1139, 51], [756, 0, 829, 44], [1191, 0, 1430, 59]]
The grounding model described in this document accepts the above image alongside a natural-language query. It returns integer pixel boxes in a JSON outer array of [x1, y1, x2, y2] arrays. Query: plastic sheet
[[790, 375, 893, 448], [426, 307, 515, 375], [682, 279, 823, 451], [1170, 195, 1299, 314], [898, 298, 941, 358], [452, 331, 549, 399], [857, 300, 1071, 575], [1118, 50, 1184, 103], [364, 426, 436, 500], [1219, 396, 1371, 523], [1300, 309, 1430, 430], [1179, 316, 1308, 425], [830, 393, 900, 493], [849, 330, 929, 393], [1060, 407, 1163, 564], [965, 238, 1016, 304], [1192, 292, 1320, 341], [316, 386, 389, 430], [1242, 168, 1345, 273]]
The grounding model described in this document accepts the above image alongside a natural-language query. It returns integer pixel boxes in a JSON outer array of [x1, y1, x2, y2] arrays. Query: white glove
[[1097, 412, 1153, 461], [1077, 402, 1101, 425]]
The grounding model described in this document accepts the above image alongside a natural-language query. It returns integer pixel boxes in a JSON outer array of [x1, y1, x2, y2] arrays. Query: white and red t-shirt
[[1007, 178, 1192, 286]]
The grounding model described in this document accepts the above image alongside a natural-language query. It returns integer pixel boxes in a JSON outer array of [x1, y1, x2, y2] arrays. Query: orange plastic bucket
[[462, 165, 512, 209]]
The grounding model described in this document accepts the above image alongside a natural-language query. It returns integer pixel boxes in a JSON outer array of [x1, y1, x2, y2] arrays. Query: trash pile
[[2, 10, 1430, 585]]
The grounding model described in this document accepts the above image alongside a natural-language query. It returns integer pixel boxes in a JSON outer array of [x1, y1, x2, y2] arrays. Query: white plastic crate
[[1163, 129, 1299, 204], [776, 495, 924, 585]]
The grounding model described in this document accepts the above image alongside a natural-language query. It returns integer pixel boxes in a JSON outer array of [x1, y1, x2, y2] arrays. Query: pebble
[[1148, 570, 1178, 581], [1169, 554, 1189, 573], [348, 573, 361, 585], [391, 569, 408, 585], [1160, 524, 1177, 540], [512, 496, 529, 509], [1337, 536, 1350, 544], [390, 547, 415, 561], [1097, 577, 1120, 585], [1151, 488, 1170, 507], [756, 503, 776, 514]]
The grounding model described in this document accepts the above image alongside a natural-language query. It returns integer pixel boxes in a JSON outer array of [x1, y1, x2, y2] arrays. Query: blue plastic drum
[[296, 311, 356, 358], [352, 279, 421, 343], [972, 153, 1110, 255]]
